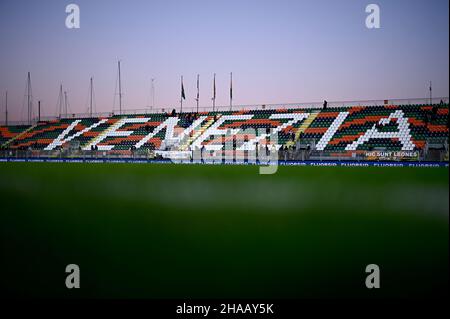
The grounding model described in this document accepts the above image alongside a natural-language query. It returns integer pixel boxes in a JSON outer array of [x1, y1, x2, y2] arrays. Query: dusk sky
[[0, 0, 448, 122]]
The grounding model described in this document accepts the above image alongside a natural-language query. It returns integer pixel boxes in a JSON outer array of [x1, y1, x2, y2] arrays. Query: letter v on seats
[[44, 119, 108, 150]]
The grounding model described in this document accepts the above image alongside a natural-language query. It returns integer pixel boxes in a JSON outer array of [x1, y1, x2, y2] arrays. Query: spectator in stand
[[278, 146, 283, 160], [299, 131, 304, 141], [271, 144, 276, 157], [201, 145, 205, 162], [424, 113, 429, 126], [432, 102, 440, 121], [323, 100, 328, 109]]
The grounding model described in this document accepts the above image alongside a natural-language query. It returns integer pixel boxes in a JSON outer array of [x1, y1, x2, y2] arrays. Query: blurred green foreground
[[0, 163, 448, 298]]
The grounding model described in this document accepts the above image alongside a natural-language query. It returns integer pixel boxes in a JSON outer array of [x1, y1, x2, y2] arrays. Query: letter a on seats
[[345, 110, 415, 151]]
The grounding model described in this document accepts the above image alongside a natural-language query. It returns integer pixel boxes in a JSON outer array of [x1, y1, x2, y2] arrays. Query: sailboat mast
[[90, 77, 93, 117], [64, 91, 68, 118], [57, 84, 63, 118], [151, 78, 155, 111], [118, 60, 122, 115], [5, 91, 7, 126], [27, 72, 32, 125]]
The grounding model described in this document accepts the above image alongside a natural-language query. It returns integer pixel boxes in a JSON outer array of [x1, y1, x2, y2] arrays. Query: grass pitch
[[0, 162, 448, 298]]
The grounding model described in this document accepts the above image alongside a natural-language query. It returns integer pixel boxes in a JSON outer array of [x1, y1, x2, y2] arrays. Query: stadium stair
[[2, 124, 38, 148], [285, 111, 320, 147], [180, 115, 220, 151], [83, 119, 120, 150]]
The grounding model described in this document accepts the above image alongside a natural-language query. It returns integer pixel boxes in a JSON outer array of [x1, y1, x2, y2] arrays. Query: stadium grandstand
[[1, 98, 448, 164], [1, 0, 449, 305]]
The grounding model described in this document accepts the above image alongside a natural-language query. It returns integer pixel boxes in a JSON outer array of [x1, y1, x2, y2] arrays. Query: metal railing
[[3, 96, 448, 126], [1, 147, 448, 163]]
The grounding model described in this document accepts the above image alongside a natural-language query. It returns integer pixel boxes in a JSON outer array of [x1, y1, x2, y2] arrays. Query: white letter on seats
[[192, 115, 253, 151], [84, 117, 150, 151], [345, 110, 415, 151], [316, 112, 349, 151], [44, 119, 108, 150], [238, 112, 309, 151]]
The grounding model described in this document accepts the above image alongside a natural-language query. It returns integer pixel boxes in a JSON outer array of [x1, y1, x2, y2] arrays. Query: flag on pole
[[230, 72, 233, 100], [197, 74, 199, 100], [213, 73, 216, 100], [181, 76, 185, 100]]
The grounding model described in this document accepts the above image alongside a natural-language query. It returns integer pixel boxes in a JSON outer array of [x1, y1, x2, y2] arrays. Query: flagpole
[[180, 75, 183, 113], [429, 81, 432, 105], [212, 73, 216, 112], [196, 74, 199, 113], [230, 72, 233, 111]]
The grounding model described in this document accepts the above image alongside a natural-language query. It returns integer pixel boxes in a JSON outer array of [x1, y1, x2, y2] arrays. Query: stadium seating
[[0, 125, 31, 146], [6, 118, 111, 150], [304, 104, 449, 155], [0, 103, 448, 159]]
